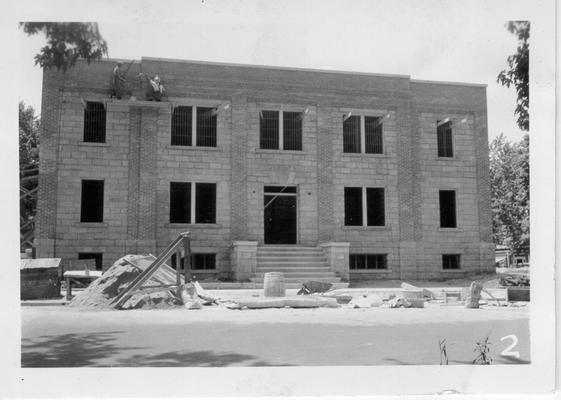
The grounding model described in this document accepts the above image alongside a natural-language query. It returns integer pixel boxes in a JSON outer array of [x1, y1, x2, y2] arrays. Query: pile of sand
[[69, 255, 183, 309]]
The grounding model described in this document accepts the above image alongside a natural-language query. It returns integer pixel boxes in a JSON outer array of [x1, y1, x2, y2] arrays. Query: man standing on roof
[[111, 61, 126, 99]]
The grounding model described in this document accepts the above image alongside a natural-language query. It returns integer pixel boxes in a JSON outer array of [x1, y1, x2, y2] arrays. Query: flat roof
[[101, 56, 486, 87], [141, 56, 411, 80]]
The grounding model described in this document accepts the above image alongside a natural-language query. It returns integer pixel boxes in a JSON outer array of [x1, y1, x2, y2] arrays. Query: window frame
[[442, 254, 461, 270], [83, 101, 106, 143], [169, 181, 217, 225], [171, 253, 217, 270], [343, 114, 384, 154], [259, 110, 303, 151], [349, 253, 388, 270], [436, 120, 454, 158], [344, 186, 386, 227], [171, 105, 218, 147]]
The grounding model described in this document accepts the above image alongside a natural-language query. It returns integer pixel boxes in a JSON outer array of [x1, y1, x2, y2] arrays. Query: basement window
[[169, 182, 216, 224], [349, 254, 387, 270], [439, 190, 457, 228], [344, 187, 385, 227], [78, 252, 103, 271], [343, 115, 383, 154], [170, 253, 216, 270], [437, 120, 453, 157], [259, 110, 302, 150], [171, 106, 217, 147], [80, 180, 104, 222], [442, 254, 461, 270], [83, 102, 106, 143]]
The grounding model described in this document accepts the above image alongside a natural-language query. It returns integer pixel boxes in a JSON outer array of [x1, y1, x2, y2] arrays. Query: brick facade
[[35, 57, 494, 281]]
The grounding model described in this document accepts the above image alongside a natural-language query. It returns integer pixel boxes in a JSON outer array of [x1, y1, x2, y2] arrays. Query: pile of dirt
[[68, 255, 182, 309]]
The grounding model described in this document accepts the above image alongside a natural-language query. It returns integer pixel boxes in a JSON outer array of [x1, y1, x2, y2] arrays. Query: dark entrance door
[[264, 186, 297, 244]]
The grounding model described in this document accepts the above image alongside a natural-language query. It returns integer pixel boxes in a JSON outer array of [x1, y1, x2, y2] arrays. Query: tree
[[19, 102, 40, 250], [20, 22, 108, 71], [489, 134, 529, 253], [497, 21, 529, 131]]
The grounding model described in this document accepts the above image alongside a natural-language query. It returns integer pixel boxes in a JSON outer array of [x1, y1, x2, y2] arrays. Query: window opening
[[437, 120, 453, 157], [439, 190, 457, 228], [171, 106, 192, 146], [442, 254, 461, 269], [80, 180, 104, 222], [170, 182, 191, 223], [83, 102, 106, 143], [78, 252, 103, 271]]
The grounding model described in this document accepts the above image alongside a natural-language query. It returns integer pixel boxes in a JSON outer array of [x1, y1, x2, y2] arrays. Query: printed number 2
[[500, 334, 520, 358]]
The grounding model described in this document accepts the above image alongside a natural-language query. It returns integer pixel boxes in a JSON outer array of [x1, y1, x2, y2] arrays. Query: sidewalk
[[21, 284, 508, 306]]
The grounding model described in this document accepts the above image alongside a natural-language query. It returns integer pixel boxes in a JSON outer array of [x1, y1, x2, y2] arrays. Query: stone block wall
[[34, 58, 494, 280]]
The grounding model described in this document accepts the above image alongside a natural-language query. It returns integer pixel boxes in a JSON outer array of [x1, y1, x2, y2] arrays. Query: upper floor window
[[83, 102, 106, 143], [437, 120, 453, 157], [259, 110, 302, 150], [171, 106, 217, 147], [344, 187, 385, 227], [439, 190, 457, 228], [343, 115, 383, 154], [80, 180, 104, 222], [170, 182, 216, 224]]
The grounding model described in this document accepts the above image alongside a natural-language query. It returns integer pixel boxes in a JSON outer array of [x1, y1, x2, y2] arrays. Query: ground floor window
[[80, 180, 104, 222], [170, 182, 216, 224], [170, 253, 216, 270], [344, 187, 385, 227], [442, 254, 461, 270], [78, 252, 103, 271], [349, 254, 387, 270]]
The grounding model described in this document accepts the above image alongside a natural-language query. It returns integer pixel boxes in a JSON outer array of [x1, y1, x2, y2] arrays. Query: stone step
[[257, 255, 327, 260], [257, 251, 325, 257], [250, 277, 341, 287], [257, 260, 328, 266], [256, 267, 333, 273], [247, 282, 350, 289], [253, 271, 337, 278]]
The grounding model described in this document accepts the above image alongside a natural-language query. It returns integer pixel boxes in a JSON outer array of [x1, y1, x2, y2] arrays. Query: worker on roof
[[111, 61, 126, 99], [147, 75, 166, 101]]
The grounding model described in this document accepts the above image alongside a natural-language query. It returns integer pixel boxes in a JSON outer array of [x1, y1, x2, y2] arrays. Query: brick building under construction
[[34, 57, 494, 284]]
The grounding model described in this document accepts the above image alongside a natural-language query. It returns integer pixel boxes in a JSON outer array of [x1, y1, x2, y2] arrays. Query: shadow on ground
[[22, 331, 291, 367], [22, 331, 139, 367], [116, 351, 293, 367]]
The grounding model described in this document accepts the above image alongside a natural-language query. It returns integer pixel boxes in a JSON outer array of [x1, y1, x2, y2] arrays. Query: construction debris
[[387, 297, 412, 308], [69, 254, 181, 309], [234, 296, 340, 309], [348, 294, 383, 308], [401, 282, 434, 300], [297, 281, 333, 295], [465, 281, 484, 309]]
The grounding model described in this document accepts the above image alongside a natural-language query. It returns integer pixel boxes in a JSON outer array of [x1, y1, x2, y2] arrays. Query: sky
[[16, 0, 531, 142]]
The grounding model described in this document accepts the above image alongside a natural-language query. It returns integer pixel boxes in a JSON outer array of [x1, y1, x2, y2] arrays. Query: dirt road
[[21, 304, 529, 367]]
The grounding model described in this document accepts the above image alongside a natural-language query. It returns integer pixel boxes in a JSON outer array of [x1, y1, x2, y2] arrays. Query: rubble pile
[[69, 255, 180, 309]]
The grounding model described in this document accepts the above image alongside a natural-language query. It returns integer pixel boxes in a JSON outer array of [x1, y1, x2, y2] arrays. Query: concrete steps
[[252, 246, 348, 288]]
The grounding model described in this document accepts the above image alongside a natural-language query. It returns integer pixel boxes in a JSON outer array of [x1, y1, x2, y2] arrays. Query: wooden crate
[[507, 287, 530, 302], [20, 258, 62, 300]]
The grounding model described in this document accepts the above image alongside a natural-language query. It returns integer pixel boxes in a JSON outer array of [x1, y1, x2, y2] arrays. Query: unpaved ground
[[21, 304, 529, 367]]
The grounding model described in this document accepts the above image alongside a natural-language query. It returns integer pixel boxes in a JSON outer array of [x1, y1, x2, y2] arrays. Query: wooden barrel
[[263, 272, 286, 297]]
